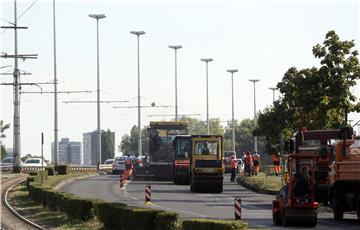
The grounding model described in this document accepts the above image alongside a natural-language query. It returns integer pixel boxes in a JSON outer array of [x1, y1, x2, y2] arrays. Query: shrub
[[182, 219, 248, 230], [96, 202, 127, 229], [27, 176, 36, 189], [154, 211, 180, 230], [56, 165, 69, 175], [45, 166, 55, 175], [121, 207, 164, 230]]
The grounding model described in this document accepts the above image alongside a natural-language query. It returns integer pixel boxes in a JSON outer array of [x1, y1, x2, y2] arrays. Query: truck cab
[[190, 135, 224, 193], [173, 135, 191, 184]]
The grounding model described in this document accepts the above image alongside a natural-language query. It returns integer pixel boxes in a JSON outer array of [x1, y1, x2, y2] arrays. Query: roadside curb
[[236, 177, 277, 195], [54, 173, 98, 190]]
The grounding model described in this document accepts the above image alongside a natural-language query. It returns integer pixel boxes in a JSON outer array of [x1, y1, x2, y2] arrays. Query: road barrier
[[145, 184, 151, 204], [234, 198, 241, 220], [1, 165, 98, 174], [120, 173, 126, 190]]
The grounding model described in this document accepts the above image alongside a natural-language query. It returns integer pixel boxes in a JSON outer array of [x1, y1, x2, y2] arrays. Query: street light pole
[[168, 45, 182, 121], [53, 0, 59, 166], [131, 31, 145, 156], [227, 69, 238, 152], [89, 13, 106, 166], [200, 58, 213, 135], [249, 79, 259, 152], [269, 87, 277, 102]]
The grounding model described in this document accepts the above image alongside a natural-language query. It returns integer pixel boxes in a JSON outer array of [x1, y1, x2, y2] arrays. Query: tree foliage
[[255, 31, 360, 152], [0, 120, 10, 159], [119, 125, 149, 156], [101, 129, 115, 163]]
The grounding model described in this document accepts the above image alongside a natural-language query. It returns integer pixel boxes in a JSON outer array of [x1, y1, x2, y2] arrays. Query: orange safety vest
[[230, 158, 238, 169], [272, 153, 280, 162], [246, 154, 253, 164], [253, 154, 260, 161], [125, 158, 132, 169]]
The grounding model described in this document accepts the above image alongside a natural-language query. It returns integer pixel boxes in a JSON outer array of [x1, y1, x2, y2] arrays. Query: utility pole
[[227, 69, 238, 152], [53, 0, 59, 166], [200, 58, 213, 135], [0, 0, 37, 173], [168, 45, 182, 121], [249, 79, 259, 153], [269, 87, 277, 102]]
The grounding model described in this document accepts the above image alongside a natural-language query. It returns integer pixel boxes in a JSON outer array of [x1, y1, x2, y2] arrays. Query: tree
[[0, 120, 10, 159], [177, 116, 224, 135], [101, 129, 115, 163], [119, 126, 149, 156], [255, 31, 360, 152]]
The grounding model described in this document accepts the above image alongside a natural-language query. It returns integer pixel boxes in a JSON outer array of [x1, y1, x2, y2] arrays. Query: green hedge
[[27, 175, 248, 230], [45, 166, 55, 175], [182, 219, 247, 230], [55, 165, 69, 175]]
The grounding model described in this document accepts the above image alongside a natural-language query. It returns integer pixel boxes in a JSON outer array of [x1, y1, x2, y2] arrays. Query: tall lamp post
[[249, 79, 259, 152], [168, 45, 182, 121], [269, 87, 277, 102], [89, 13, 106, 166], [227, 69, 238, 152], [130, 31, 146, 156], [200, 58, 213, 135]]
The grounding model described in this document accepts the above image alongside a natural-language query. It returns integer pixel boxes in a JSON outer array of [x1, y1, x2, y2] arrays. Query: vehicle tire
[[272, 213, 280, 225], [357, 197, 360, 222], [281, 209, 287, 226], [332, 197, 344, 220], [190, 177, 194, 192]]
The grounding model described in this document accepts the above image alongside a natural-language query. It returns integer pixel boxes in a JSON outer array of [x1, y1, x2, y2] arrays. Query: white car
[[1, 157, 23, 167], [112, 156, 126, 175], [22, 158, 47, 167]]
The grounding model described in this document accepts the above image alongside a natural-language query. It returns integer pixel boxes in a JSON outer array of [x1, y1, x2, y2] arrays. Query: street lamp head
[[88, 14, 106, 20], [168, 45, 182, 50], [249, 79, 259, 83], [201, 58, 213, 63], [269, 87, 277, 90], [226, 69, 238, 73], [130, 31, 146, 36]]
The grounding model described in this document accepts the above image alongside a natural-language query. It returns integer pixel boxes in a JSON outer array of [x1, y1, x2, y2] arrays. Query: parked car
[[1, 157, 23, 167], [99, 159, 114, 174], [112, 156, 127, 175], [22, 158, 47, 167]]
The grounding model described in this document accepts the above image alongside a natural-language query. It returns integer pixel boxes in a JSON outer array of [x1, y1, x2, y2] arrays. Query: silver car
[[112, 156, 126, 175]]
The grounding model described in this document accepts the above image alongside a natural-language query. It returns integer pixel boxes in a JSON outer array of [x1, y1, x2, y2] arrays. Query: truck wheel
[[357, 197, 360, 221], [272, 212, 281, 225], [281, 209, 287, 226], [332, 198, 344, 220]]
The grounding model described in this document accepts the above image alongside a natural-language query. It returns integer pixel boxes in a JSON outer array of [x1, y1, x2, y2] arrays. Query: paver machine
[[189, 135, 224, 193]]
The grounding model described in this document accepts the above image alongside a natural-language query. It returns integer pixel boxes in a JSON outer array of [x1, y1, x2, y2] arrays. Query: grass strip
[[237, 172, 282, 194]]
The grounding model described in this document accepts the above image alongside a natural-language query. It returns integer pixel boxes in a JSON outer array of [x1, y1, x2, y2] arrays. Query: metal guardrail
[[1, 165, 98, 173]]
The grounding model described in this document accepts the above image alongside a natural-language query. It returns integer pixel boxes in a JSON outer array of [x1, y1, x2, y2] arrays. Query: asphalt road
[[60, 174, 359, 229]]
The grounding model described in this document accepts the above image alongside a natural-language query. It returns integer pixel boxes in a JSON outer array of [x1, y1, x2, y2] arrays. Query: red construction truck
[[329, 137, 360, 221]]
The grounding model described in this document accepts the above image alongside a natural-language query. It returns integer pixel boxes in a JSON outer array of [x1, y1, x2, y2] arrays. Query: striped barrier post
[[234, 198, 241, 220], [145, 184, 151, 204], [120, 173, 126, 190]]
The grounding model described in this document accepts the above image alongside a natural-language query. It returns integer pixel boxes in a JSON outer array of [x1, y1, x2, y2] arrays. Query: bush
[[154, 211, 180, 230], [121, 207, 164, 230], [96, 202, 127, 229], [56, 165, 69, 175], [182, 219, 248, 230], [45, 166, 55, 175], [27, 176, 36, 189]]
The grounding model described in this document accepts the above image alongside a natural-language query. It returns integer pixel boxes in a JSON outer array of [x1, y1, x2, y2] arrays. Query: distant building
[[52, 138, 82, 165], [83, 131, 115, 166]]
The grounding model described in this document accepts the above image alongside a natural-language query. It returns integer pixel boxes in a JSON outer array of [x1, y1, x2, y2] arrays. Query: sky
[[1, 0, 359, 161]]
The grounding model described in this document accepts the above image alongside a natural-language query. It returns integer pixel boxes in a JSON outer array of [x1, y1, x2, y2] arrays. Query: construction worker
[[252, 151, 261, 176], [245, 151, 253, 176], [230, 154, 238, 182], [272, 152, 281, 176], [125, 154, 133, 179]]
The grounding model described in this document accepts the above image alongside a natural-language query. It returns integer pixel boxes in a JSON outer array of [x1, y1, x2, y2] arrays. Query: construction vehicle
[[287, 128, 347, 205], [328, 130, 360, 221], [172, 135, 191, 184], [272, 153, 319, 226], [145, 121, 188, 180], [189, 135, 224, 193]]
